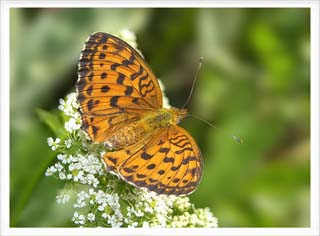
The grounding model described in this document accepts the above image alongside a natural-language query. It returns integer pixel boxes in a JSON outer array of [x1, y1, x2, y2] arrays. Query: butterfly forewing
[[76, 32, 163, 142]]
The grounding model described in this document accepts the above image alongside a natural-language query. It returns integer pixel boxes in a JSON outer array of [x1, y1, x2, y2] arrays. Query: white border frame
[[1, 1, 319, 236]]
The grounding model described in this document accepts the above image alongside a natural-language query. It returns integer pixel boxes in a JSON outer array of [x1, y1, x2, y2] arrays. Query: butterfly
[[76, 32, 203, 195]]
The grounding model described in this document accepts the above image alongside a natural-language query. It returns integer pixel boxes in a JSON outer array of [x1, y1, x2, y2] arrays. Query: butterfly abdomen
[[104, 121, 149, 150], [104, 108, 187, 150], [104, 110, 170, 150]]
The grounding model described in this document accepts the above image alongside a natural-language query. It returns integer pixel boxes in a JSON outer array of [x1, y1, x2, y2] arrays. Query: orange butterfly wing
[[76, 32, 163, 142], [76, 32, 203, 195], [103, 125, 203, 195]]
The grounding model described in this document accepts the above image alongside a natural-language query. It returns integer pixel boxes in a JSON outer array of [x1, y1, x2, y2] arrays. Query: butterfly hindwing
[[103, 125, 203, 195]]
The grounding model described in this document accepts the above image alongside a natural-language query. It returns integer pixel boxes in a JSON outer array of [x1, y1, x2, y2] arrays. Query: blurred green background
[[10, 8, 310, 227]]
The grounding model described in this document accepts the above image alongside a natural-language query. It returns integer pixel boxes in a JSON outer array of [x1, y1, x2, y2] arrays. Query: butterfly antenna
[[188, 113, 217, 129], [182, 57, 204, 109], [187, 113, 243, 144]]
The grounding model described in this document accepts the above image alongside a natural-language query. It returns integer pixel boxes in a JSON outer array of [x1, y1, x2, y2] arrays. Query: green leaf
[[36, 108, 65, 138]]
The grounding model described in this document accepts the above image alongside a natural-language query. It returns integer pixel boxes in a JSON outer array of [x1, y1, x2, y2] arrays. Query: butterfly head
[[170, 107, 188, 125]]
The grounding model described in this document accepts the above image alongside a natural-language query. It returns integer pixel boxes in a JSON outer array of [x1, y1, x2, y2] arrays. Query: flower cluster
[[44, 30, 218, 228]]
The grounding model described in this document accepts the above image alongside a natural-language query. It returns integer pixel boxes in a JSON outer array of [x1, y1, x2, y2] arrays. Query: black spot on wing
[[101, 85, 110, 93], [173, 178, 180, 183], [149, 178, 157, 183], [117, 73, 125, 84], [88, 72, 94, 81], [132, 98, 139, 105], [171, 166, 180, 171], [111, 63, 121, 71], [76, 78, 87, 91], [92, 125, 98, 137], [134, 180, 146, 187], [101, 72, 107, 79], [107, 156, 118, 165], [159, 147, 170, 153], [99, 53, 106, 59], [110, 96, 120, 107], [123, 167, 134, 173], [130, 65, 143, 81], [163, 157, 174, 163], [122, 54, 135, 67], [182, 156, 198, 165], [81, 120, 89, 130], [137, 174, 146, 179], [141, 152, 153, 160], [87, 99, 94, 111], [87, 85, 93, 96], [147, 164, 156, 170], [78, 67, 89, 77], [125, 86, 134, 96], [175, 147, 193, 154], [158, 139, 165, 145], [100, 33, 109, 44], [77, 93, 85, 103]]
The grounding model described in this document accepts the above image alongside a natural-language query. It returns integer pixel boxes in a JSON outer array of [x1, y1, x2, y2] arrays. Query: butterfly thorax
[[104, 107, 187, 150], [143, 107, 187, 130]]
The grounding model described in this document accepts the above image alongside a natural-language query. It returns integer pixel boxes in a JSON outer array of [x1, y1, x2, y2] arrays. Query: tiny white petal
[[47, 137, 54, 146]]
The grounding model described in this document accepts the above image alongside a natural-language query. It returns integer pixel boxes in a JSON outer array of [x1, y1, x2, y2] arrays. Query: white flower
[[158, 79, 171, 108], [73, 201, 86, 208], [98, 205, 105, 212], [54, 162, 64, 172], [174, 196, 191, 211], [78, 191, 90, 200], [57, 154, 67, 162], [68, 162, 79, 171], [95, 190, 106, 205], [117, 29, 137, 49], [89, 188, 96, 195], [85, 174, 99, 187], [47, 137, 61, 151], [56, 194, 70, 204], [87, 213, 95, 222], [65, 117, 81, 133], [58, 98, 67, 111], [72, 211, 86, 225], [74, 191, 89, 208], [66, 92, 79, 110], [73, 170, 84, 182], [59, 172, 66, 180], [58, 93, 79, 117], [64, 139, 72, 148], [58, 98, 74, 117], [45, 166, 57, 176]]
